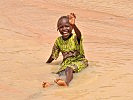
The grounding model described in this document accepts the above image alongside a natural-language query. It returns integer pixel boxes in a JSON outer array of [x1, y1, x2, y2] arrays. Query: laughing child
[[43, 13, 88, 87]]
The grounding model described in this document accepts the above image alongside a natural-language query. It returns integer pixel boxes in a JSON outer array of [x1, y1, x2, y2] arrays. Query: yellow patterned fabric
[[51, 33, 88, 73]]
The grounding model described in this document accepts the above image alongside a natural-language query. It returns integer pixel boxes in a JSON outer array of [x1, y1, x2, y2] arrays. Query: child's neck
[[62, 33, 72, 40]]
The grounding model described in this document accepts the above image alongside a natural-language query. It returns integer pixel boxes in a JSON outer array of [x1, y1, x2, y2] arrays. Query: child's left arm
[[73, 24, 81, 42], [68, 13, 81, 42]]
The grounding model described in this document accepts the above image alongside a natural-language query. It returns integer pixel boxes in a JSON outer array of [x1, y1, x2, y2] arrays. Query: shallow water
[[0, 0, 133, 100]]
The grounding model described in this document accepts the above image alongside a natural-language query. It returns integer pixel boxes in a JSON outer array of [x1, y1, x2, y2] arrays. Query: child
[[43, 13, 88, 87]]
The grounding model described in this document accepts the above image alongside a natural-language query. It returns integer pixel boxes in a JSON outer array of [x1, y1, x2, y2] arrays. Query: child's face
[[58, 18, 72, 39]]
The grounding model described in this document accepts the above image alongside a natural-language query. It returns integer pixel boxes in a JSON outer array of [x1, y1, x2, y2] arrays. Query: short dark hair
[[57, 16, 69, 28]]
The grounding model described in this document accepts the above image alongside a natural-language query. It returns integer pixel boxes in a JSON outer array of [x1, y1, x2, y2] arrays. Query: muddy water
[[0, 0, 133, 100]]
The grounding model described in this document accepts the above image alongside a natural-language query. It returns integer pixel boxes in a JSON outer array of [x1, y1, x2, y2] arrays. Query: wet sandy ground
[[0, 0, 133, 100]]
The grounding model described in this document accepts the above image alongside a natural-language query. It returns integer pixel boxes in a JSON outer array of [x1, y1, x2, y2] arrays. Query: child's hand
[[68, 13, 76, 26]]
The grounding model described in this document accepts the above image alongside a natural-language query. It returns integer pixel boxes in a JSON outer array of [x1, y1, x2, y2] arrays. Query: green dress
[[51, 33, 88, 74]]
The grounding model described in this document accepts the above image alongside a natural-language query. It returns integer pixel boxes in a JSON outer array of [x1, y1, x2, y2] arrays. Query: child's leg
[[54, 67, 73, 86], [65, 67, 73, 86]]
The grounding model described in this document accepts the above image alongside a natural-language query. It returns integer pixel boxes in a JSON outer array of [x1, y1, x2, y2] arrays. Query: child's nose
[[62, 26, 67, 30]]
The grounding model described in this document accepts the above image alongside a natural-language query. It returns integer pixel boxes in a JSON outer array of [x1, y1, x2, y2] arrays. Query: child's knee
[[65, 67, 73, 73]]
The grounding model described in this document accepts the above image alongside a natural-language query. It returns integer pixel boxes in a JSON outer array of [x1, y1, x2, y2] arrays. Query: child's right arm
[[46, 54, 54, 63], [46, 40, 60, 63]]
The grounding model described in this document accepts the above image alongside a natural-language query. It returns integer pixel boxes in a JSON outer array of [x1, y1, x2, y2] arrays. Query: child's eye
[[65, 25, 69, 27], [59, 26, 63, 29]]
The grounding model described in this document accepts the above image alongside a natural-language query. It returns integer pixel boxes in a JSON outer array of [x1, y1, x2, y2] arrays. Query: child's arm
[[46, 41, 60, 63], [68, 13, 81, 42], [46, 54, 54, 63], [73, 24, 81, 41]]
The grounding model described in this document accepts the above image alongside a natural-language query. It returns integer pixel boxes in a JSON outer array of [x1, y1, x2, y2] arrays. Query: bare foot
[[42, 82, 52, 88], [54, 79, 68, 86]]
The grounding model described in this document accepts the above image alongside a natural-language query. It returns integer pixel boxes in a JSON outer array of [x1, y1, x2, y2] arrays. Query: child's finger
[[70, 13, 76, 19], [72, 13, 76, 18], [70, 13, 74, 16], [70, 13, 74, 17], [70, 13, 73, 15], [73, 13, 76, 18]]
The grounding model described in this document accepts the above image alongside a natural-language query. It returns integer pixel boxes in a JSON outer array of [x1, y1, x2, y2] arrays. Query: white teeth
[[63, 32, 67, 33], [63, 33, 68, 35]]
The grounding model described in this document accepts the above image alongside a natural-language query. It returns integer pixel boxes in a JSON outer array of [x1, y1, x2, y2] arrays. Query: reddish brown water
[[0, 0, 133, 100]]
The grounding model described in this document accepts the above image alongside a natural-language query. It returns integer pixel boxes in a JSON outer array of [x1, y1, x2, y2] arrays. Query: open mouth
[[63, 32, 69, 36]]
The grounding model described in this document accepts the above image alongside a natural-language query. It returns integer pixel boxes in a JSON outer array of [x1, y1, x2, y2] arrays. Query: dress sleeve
[[51, 38, 60, 60]]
